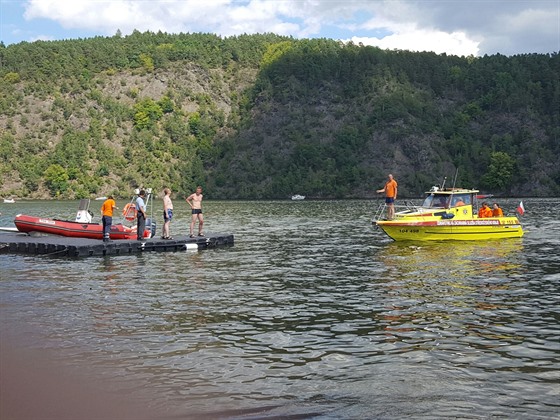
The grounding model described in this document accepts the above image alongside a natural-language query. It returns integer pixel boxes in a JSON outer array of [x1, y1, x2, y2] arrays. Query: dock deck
[[0, 232, 234, 257]]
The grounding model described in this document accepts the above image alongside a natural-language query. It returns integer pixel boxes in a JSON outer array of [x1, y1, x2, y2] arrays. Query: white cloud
[[30, 34, 55, 42], [349, 29, 480, 57], [342, 4, 480, 56], [18, 0, 559, 56], [24, 0, 186, 34], [480, 7, 560, 55]]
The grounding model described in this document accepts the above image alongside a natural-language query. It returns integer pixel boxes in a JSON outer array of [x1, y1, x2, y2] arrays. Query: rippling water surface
[[1, 198, 559, 418]]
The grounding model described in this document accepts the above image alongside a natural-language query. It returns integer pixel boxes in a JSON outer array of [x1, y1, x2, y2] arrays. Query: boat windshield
[[422, 194, 449, 208], [450, 194, 471, 207]]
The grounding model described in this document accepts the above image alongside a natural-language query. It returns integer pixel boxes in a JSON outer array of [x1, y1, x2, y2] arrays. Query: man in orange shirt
[[477, 202, 493, 218], [101, 195, 118, 242], [492, 203, 504, 217], [376, 174, 398, 219], [451, 196, 466, 207]]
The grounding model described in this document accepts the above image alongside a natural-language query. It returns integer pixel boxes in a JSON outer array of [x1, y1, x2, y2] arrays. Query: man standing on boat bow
[[377, 174, 398, 220]]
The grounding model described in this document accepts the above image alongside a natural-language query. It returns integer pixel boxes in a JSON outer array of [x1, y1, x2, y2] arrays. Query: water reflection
[[1, 200, 559, 419], [374, 239, 529, 343], [378, 239, 525, 281]]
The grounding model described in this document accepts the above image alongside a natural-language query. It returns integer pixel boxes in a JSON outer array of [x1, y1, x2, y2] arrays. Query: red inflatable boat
[[14, 214, 151, 240]]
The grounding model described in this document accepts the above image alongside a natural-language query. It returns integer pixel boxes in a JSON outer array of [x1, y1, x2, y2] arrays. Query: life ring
[[122, 203, 137, 221]]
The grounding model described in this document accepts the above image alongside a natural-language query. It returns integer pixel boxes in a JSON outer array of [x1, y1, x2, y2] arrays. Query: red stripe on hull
[[14, 215, 139, 240], [377, 219, 512, 227]]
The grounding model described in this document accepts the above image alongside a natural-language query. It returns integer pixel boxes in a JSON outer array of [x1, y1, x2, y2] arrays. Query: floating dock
[[0, 232, 234, 257]]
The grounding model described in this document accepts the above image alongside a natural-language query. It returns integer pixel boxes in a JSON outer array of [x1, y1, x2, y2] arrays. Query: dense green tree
[[44, 164, 69, 197], [481, 152, 516, 192], [133, 98, 163, 129]]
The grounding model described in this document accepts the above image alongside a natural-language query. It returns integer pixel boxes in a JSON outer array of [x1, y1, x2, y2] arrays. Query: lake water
[[1, 198, 559, 419]]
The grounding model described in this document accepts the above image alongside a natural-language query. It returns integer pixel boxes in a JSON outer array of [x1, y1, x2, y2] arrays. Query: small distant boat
[[95, 196, 107, 201], [3, 198, 15, 204], [291, 194, 305, 200], [372, 186, 523, 241]]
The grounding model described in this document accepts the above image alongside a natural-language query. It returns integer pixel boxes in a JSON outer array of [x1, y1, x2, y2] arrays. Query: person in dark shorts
[[185, 186, 204, 238], [100, 196, 118, 242], [162, 188, 173, 239], [376, 174, 398, 219]]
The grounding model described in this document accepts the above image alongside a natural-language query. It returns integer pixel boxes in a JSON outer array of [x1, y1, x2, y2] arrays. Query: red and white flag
[[516, 201, 525, 216]]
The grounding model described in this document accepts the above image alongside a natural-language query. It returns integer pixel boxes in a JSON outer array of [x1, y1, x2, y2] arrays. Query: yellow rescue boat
[[373, 187, 523, 241]]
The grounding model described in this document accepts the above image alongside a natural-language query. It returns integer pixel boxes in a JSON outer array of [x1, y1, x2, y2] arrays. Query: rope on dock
[[44, 246, 69, 256]]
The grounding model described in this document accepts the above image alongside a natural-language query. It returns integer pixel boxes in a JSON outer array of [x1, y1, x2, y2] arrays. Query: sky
[[1, 0, 559, 57]]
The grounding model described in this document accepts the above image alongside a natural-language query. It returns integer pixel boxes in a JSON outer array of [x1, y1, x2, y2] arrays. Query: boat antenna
[[448, 168, 459, 209], [441, 176, 447, 190], [451, 168, 459, 190]]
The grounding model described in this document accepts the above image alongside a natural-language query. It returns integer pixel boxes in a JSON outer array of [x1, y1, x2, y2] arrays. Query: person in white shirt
[[136, 190, 147, 240]]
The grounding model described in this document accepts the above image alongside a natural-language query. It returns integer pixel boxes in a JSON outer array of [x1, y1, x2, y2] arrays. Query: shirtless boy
[[162, 188, 174, 239], [186, 186, 204, 237]]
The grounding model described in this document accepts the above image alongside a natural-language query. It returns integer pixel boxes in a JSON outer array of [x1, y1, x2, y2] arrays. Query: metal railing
[[371, 200, 420, 223]]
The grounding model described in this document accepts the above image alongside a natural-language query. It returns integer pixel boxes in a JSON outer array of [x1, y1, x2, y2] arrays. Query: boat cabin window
[[422, 194, 449, 208], [450, 194, 471, 207]]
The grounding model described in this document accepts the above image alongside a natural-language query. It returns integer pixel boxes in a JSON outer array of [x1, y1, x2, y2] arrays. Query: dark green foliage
[[0, 33, 558, 199], [133, 98, 163, 129], [44, 164, 69, 197], [481, 152, 516, 192]]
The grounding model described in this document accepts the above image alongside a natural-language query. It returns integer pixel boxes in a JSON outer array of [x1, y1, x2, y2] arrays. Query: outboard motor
[[146, 218, 157, 238], [75, 199, 93, 223]]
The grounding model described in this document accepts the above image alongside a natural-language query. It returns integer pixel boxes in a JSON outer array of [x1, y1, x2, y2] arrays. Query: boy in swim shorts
[[162, 188, 174, 239], [185, 186, 204, 237]]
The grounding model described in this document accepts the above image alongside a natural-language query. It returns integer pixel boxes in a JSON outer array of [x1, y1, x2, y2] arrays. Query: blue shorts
[[385, 197, 395, 204], [192, 209, 202, 215], [164, 209, 173, 221]]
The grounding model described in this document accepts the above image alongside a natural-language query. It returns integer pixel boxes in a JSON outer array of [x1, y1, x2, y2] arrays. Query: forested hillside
[[0, 32, 558, 199]]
